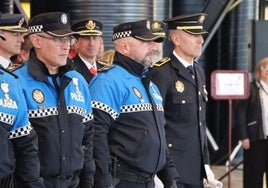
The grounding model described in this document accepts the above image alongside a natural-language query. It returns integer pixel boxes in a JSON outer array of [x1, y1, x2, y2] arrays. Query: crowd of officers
[[0, 10, 214, 188]]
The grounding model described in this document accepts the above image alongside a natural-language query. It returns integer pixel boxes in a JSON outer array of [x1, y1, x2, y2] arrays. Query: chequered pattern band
[[9, 124, 33, 139], [121, 103, 153, 112], [82, 113, 93, 123], [28, 107, 58, 118], [112, 30, 132, 40], [156, 104, 164, 111], [0, 112, 15, 125], [92, 101, 164, 120], [92, 101, 119, 120], [28, 25, 43, 33]]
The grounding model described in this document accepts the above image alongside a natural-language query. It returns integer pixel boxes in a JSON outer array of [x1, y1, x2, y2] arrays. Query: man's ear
[[29, 34, 41, 48]]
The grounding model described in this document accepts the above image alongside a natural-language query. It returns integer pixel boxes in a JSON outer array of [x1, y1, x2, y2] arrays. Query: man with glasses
[[0, 13, 27, 70], [71, 18, 108, 83], [13, 12, 95, 188]]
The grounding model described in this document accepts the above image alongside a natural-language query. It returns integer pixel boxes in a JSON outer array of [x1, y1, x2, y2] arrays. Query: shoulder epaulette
[[98, 64, 115, 72], [0, 66, 18, 78], [153, 57, 170, 67], [97, 60, 110, 66], [6, 63, 24, 72]]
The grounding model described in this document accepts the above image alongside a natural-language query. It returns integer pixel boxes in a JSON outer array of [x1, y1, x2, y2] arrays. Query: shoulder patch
[[98, 64, 115, 72], [6, 63, 24, 72], [97, 60, 110, 66], [153, 57, 170, 67]]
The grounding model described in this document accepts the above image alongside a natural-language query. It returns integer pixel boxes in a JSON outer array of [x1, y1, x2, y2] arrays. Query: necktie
[[187, 65, 195, 76], [89, 67, 97, 75]]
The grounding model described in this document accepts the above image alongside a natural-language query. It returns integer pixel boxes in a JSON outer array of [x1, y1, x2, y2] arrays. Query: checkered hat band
[[112, 30, 132, 40], [28, 25, 43, 33]]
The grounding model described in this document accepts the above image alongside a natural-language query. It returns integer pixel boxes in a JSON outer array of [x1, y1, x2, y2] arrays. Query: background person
[[71, 18, 108, 83], [237, 57, 268, 188], [13, 12, 95, 188], [0, 13, 27, 69], [150, 13, 215, 188]]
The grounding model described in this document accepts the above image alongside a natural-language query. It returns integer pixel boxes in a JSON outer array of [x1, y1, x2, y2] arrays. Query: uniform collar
[[113, 51, 145, 76]]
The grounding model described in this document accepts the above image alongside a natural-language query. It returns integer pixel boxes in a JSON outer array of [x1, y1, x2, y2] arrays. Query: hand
[[242, 139, 250, 150], [204, 164, 215, 179]]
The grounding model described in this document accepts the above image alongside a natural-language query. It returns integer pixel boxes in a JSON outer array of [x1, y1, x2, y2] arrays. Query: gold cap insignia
[[151, 21, 161, 31], [32, 89, 45, 104], [86, 20, 96, 30], [133, 87, 142, 99], [175, 80, 184, 93], [18, 18, 24, 27]]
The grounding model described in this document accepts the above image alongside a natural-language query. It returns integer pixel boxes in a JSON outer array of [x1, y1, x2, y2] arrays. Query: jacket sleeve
[[79, 117, 95, 187], [12, 128, 45, 188], [92, 108, 113, 188]]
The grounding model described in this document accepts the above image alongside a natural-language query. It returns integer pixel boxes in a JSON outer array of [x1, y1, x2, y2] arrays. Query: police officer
[[149, 13, 215, 188], [13, 12, 95, 188], [71, 18, 108, 83], [89, 19, 178, 188], [0, 13, 27, 69], [0, 12, 44, 188]]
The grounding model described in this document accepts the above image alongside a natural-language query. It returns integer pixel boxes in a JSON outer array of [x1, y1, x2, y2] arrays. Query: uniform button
[[198, 91, 201, 95], [182, 100, 186, 104], [199, 106, 202, 111], [62, 156, 66, 160], [199, 122, 202, 126], [168, 143, 172, 148], [62, 130, 65, 133]]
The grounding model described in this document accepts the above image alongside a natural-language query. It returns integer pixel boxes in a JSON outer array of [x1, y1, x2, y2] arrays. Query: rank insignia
[[32, 89, 45, 104], [175, 80, 184, 93]]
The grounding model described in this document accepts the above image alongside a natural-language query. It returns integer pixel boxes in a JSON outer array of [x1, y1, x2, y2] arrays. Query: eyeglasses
[[37, 34, 75, 46], [260, 66, 268, 71]]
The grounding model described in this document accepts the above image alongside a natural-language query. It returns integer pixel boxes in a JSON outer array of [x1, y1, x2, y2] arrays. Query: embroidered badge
[[175, 80, 184, 93], [32, 89, 45, 104], [133, 87, 144, 103]]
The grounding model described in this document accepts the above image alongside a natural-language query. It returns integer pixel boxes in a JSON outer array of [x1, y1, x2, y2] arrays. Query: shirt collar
[[0, 56, 11, 69], [78, 54, 96, 69], [172, 50, 193, 68]]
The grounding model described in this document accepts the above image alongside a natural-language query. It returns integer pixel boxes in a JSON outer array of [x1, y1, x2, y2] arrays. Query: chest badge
[[32, 89, 45, 104], [133, 87, 144, 103], [175, 80, 184, 93]]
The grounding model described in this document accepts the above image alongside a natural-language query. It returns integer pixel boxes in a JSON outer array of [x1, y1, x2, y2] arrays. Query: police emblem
[[86, 20, 96, 30], [32, 89, 45, 103], [1, 82, 10, 101], [151, 21, 161, 32], [175, 80, 184, 93], [133, 87, 142, 99], [61, 13, 68, 24]]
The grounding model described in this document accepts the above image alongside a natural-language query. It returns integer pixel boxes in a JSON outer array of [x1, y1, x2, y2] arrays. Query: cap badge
[[151, 21, 161, 31], [32, 89, 45, 104], [86, 20, 96, 30], [146, 20, 151, 30], [61, 13, 68, 25], [18, 18, 24, 27], [175, 80, 184, 93], [198, 15, 205, 23]]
